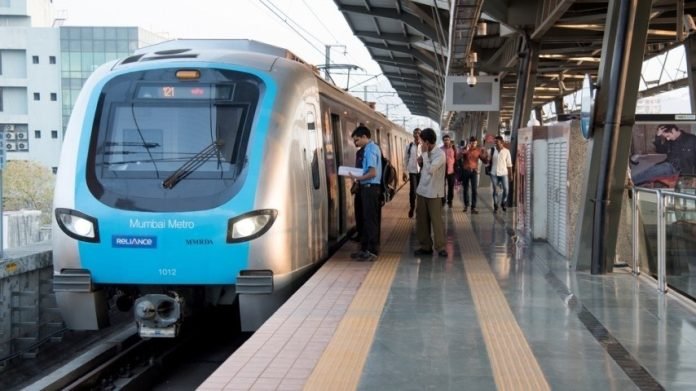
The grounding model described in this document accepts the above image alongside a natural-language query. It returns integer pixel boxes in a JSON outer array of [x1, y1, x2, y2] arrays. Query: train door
[[305, 103, 325, 260], [323, 111, 341, 242], [344, 120, 358, 233], [387, 131, 393, 163]]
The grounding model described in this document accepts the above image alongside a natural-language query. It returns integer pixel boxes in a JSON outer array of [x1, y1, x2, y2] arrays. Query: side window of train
[[306, 104, 320, 190]]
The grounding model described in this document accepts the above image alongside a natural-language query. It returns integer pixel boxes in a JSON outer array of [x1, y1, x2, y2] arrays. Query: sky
[[51, 0, 437, 130]]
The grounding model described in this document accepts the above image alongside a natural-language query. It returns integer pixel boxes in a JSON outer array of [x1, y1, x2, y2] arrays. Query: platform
[[198, 187, 696, 391]]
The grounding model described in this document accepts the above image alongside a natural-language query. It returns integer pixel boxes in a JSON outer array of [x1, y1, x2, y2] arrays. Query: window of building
[[32, 55, 39, 64], [35, 130, 41, 138], [51, 130, 58, 139], [49, 56, 56, 64], [33, 92, 40, 100], [0, 0, 11, 7], [50, 93, 57, 101], [0, 87, 3, 112], [52, 167, 58, 174]]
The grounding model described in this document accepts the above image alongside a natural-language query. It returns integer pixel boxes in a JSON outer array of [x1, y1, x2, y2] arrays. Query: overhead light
[[476, 22, 488, 36], [555, 24, 603, 31]]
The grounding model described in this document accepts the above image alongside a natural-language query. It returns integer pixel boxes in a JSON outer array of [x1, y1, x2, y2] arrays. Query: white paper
[[338, 166, 363, 177]]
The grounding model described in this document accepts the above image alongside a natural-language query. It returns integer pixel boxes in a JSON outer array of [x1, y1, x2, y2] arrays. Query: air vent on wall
[[6, 142, 16, 151], [6, 132, 15, 140], [16, 142, 28, 151], [3, 124, 15, 132], [16, 132, 27, 140]]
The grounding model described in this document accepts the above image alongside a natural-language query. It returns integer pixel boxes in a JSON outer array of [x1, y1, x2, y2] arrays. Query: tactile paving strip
[[304, 196, 411, 390], [453, 211, 551, 391]]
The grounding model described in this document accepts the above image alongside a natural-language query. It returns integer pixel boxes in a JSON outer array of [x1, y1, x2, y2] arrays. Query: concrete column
[[554, 97, 564, 116], [510, 39, 540, 163]]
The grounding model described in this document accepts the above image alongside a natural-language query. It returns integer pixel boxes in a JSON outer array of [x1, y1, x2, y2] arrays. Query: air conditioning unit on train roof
[[6, 142, 16, 151]]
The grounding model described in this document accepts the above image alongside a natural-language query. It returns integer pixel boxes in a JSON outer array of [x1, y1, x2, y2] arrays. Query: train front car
[[52, 41, 314, 337]]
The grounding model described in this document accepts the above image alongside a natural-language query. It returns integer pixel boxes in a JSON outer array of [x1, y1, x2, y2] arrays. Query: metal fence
[[632, 186, 696, 295]]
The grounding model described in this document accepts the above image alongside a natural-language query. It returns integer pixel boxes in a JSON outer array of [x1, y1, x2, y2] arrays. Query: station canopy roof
[[335, 0, 696, 125]]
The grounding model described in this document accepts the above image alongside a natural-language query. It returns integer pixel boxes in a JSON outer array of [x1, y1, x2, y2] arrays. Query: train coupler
[[134, 292, 184, 338]]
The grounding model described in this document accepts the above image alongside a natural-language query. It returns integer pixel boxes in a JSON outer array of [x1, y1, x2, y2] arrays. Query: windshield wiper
[[162, 140, 224, 190]]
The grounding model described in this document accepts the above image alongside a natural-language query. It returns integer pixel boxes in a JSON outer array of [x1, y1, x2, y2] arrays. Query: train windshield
[[87, 68, 262, 212]]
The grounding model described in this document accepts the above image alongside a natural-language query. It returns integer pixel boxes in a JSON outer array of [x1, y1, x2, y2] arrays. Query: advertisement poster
[[630, 114, 696, 189]]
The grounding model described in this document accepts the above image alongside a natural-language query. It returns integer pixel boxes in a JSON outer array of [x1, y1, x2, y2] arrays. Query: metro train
[[52, 40, 411, 337]]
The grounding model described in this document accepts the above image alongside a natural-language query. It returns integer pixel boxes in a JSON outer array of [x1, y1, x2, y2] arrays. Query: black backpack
[[381, 155, 397, 205]]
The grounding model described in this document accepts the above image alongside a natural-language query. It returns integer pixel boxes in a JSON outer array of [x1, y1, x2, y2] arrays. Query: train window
[[87, 68, 261, 212]]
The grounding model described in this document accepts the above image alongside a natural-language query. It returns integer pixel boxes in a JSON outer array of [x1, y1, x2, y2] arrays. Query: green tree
[[2, 160, 55, 222]]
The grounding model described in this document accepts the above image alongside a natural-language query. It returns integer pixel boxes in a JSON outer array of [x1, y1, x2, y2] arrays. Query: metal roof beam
[[337, 4, 440, 42], [531, 0, 575, 41], [354, 30, 420, 44], [373, 56, 422, 70], [363, 42, 439, 70], [382, 72, 437, 87]]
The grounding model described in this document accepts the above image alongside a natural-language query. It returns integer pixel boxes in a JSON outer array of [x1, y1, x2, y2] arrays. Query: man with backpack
[[403, 128, 422, 218], [348, 125, 382, 261]]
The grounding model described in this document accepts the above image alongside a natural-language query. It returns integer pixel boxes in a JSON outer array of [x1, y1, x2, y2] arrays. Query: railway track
[[25, 307, 247, 390]]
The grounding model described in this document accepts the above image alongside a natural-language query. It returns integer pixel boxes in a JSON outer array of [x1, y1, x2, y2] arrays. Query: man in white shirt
[[403, 128, 422, 218], [414, 128, 448, 257], [490, 135, 513, 213]]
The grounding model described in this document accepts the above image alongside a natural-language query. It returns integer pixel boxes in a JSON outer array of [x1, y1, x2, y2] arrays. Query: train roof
[[121, 39, 314, 71]]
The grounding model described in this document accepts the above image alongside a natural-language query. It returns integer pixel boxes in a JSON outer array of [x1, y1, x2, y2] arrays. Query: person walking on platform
[[459, 136, 488, 214], [441, 134, 456, 208], [403, 128, 422, 218], [414, 128, 448, 257], [349, 126, 382, 261], [490, 135, 512, 213]]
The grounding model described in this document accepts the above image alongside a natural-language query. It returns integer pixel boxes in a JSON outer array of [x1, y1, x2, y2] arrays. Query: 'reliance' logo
[[112, 235, 157, 249], [186, 239, 213, 245]]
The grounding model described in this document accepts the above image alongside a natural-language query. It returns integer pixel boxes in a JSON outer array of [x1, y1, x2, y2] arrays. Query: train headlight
[[227, 209, 278, 243], [55, 208, 100, 243]]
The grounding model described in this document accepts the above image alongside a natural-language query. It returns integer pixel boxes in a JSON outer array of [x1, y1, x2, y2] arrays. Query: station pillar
[[574, 0, 652, 273], [684, 34, 696, 114]]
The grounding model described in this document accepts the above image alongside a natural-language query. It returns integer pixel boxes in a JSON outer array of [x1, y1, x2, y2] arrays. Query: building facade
[[60, 26, 164, 137], [1, 0, 61, 170], [1, 1, 164, 170]]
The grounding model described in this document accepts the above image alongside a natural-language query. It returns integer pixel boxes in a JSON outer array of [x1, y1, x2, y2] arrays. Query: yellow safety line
[[305, 204, 410, 391], [453, 212, 550, 391], [303, 254, 398, 390]]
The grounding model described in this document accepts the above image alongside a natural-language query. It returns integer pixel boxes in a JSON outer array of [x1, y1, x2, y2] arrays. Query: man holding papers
[[347, 125, 382, 261]]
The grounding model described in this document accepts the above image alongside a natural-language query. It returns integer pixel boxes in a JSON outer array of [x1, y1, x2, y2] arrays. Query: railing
[[632, 186, 696, 294]]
